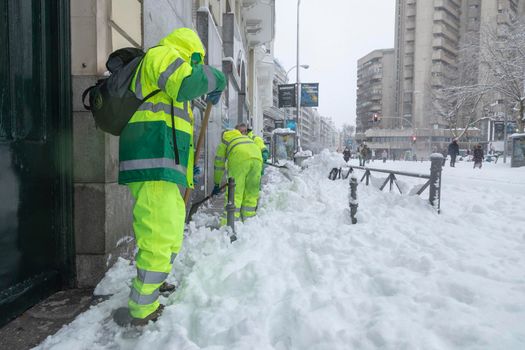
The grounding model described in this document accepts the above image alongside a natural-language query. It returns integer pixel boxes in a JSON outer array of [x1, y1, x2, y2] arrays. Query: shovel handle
[[184, 103, 213, 205]]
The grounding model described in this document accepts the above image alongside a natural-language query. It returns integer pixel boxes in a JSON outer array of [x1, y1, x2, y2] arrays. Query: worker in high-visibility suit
[[212, 124, 263, 222], [246, 128, 269, 172], [115, 28, 225, 326]]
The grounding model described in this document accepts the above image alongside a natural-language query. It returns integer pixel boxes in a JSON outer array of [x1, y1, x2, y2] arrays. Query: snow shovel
[[266, 162, 288, 169], [186, 183, 227, 223], [184, 102, 212, 205]]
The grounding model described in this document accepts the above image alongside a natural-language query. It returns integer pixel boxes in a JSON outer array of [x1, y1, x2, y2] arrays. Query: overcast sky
[[273, 0, 396, 128]]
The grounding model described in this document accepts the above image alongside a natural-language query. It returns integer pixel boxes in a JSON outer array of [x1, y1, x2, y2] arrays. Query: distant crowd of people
[[341, 138, 490, 170]]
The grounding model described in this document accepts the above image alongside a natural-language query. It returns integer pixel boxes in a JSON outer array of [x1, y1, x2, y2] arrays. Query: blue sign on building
[[286, 119, 297, 130]]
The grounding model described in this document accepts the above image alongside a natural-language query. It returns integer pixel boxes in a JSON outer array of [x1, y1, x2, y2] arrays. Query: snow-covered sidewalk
[[37, 151, 525, 350]]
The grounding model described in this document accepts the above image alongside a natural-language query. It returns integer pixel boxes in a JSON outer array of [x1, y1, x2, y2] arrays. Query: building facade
[[357, 0, 525, 158], [263, 59, 289, 145], [356, 49, 396, 133]]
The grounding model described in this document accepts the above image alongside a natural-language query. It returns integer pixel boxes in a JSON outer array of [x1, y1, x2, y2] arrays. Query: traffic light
[[411, 135, 417, 143]]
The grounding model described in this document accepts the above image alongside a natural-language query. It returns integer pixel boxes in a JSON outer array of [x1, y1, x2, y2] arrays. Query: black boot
[[113, 304, 165, 327], [159, 281, 176, 295]]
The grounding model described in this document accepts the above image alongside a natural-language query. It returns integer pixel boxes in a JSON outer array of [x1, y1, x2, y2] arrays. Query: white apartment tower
[[356, 49, 396, 134], [394, 0, 462, 130], [360, 0, 522, 158]]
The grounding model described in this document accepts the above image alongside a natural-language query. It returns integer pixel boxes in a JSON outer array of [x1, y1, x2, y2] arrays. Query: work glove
[[212, 184, 221, 196], [206, 90, 222, 105], [262, 149, 269, 163], [193, 166, 201, 185]]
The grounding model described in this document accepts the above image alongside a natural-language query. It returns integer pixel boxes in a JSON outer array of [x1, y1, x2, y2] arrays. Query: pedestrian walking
[[114, 28, 226, 326], [448, 138, 459, 167], [473, 144, 484, 169], [360, 145, 369, 166], [381, 149, 387, 163], [213, 123, 263, 224], [343, 147, 351, 163]]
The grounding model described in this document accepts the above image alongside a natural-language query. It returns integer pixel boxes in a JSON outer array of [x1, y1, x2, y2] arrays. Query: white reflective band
[[215, 156, 226, 162], [241, 206, 257, 212], [158, 58, 185, 91], [129, 287, 160, 305], [222, 135, 245, 147], [120, 158, 187, 173], [214, 166, 226, 171], [137, 268, 168, 284], [138, 102, 191, 123], [227, 141, 254, 158], [203, 65, 217, 93]]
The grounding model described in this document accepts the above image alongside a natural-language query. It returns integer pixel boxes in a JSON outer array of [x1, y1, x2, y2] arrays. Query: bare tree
[[433, 17, 525, 136], [478, 18, 525, 132], [433, 31, 490, 139]]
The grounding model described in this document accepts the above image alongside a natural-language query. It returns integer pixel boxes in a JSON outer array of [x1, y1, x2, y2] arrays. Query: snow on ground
[[36, 151, 525, 350]]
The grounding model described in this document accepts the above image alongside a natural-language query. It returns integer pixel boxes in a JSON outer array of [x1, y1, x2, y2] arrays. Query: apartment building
[[356, 49, 396, 134], [300, 107, 318, 151], [359, 0, 525, 158], [263, 59, 289, 144], [1, 0, 275, 325]]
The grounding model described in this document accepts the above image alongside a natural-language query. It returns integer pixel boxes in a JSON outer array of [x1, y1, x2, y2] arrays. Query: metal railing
[[329, 154, 444, 213]]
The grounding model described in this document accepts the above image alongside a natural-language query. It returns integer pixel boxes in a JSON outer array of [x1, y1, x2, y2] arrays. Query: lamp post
[[296, 0, 302, 151], [286, 64, 309, 78], [490, 100, 508, 163], [284, 64, 309, 152]]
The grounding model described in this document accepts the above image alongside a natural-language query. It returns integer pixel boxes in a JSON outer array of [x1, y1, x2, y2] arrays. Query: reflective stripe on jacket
[[214, 129, 263, 185], [119, 28, 205, 187]]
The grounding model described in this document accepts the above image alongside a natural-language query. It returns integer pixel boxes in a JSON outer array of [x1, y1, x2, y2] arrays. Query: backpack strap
[[170, 99, 180, 165], [142, 89, 160, 102], [82, 86, 97, 110]]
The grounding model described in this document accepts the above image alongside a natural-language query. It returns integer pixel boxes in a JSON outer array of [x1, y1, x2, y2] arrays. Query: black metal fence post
[[349, 176, 358, 224], [429, 154, 443, 213], [226, 177, 237, 241]]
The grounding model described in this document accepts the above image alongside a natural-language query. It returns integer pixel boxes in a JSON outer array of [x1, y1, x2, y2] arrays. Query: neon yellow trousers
[[222, 158, 262, 223], [127, 181, 185, 318]]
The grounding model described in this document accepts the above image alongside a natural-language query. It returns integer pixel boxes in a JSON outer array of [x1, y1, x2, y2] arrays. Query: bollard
[[349, 176, 358, 224], [226, 177, 237, 241], [429, 153, 443, 213]]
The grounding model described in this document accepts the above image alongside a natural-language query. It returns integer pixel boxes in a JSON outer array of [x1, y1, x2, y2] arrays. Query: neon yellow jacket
[[247, 130, 266, 151], [119, 28, 225, 188], [214, 129, 262, 185]]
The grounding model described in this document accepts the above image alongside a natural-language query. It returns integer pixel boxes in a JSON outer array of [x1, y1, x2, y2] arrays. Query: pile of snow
[[294, 149, 313, 158], [37, 154, 525, 349], [272, 128, 295, 135]]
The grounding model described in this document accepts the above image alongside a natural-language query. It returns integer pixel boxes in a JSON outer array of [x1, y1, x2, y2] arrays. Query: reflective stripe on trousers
[[127, 181, 185, 319]]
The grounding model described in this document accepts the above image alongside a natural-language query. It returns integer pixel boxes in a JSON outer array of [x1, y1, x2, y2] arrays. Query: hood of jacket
[[158, 28, 206, 63]]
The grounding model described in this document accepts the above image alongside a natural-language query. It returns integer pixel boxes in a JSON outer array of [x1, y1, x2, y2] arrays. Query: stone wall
[[70, 0, 137, 287]]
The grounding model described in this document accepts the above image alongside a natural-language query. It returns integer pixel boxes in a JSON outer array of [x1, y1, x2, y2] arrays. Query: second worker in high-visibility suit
[[114, 28, 226, 326], [246, 128, 269, 172], [213, 124, 263, 222]]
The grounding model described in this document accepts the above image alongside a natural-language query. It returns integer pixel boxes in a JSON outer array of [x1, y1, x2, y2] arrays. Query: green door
[[0, 0, 73, 326]]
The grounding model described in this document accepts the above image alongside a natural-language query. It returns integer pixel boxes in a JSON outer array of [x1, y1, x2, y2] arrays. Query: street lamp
[[490, 100, 509, 163], [296, 0, 302, 152], [286, 64, 309, 78]]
